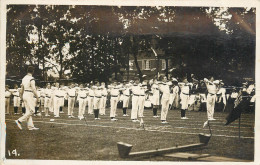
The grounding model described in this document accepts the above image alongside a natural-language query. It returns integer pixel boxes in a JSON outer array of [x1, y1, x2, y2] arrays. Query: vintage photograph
[[2, 3, 256, 162]]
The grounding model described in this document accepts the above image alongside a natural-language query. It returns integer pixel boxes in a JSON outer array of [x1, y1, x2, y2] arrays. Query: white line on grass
[[6, 119, 254, 139]]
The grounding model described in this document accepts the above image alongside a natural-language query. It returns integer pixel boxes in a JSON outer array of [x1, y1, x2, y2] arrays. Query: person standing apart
[[100, 82, 107, 115], [67, 83, 76, 118], [204, 77, 218, 120], [159, 76, 171, 123], [15, 66, 39, 130], [77, 84, 87, 120]]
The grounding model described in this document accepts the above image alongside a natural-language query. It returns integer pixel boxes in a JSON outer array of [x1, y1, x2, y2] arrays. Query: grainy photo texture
[[4, 5, 255, 161]]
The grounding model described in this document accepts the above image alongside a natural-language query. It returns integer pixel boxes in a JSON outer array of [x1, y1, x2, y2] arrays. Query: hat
[[172, 78, 178, 82]]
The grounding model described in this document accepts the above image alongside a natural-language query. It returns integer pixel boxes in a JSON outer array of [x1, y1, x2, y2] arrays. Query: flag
[[225, 92, 250, 125]]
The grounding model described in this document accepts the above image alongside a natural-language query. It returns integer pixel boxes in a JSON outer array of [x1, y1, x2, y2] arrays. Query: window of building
[[162, 59, 166, 70], [129, 60, 134, 70], [143, 60, 151, 70]]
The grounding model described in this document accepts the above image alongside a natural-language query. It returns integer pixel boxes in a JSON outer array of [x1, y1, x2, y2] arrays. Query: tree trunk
[[133, 52, 143, 81], [59, 45, 63, 79]]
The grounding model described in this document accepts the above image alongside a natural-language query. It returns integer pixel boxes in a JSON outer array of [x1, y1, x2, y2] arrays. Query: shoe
[[123, 114, 127, 117], [161, 121, 168, 124], [36, 113, 42, 117], [15, 120, 22, 130], [14, 113, 17, 115], [132, 119, 137, 122], [125, 114, 129, 116], [45, 115, 50, 117], [54, 116, 60, 118], [71, 115, 75, 118], [68, 115, 72, 118], [29, 127, 39, 131], [181, 117, 188, 119], [135, 119, 140, 122], [60, 111, 64, 114], [111, 118, 118, 121], [16, 113, 20, 114], [208, 118, 216, 121], [155, 115, 159, 118]]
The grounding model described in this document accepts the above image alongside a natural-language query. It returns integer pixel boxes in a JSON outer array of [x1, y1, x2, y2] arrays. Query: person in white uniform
[[53, 82, 63, 118], [158, 76, 171, 123], [87, 85, 95, 115], [93, 82, 102, 120], [67, 83, 76, 118], [100, 82, 107, 115], [204, 77, 218, 120], [77, 84, 87, 120], [5, 85, 12, 115], [131, 78, 141, 122], [179, 78, 192, 119], [138, 81, 147, 118], [170, 79, 179, 110], [12, 84, 21, 114], [15, 66, 39, 130], [44, 83, 52, 116], [122, 83, 131, 116], [151, 79, 160, 118], [109, 81, 120, 121]]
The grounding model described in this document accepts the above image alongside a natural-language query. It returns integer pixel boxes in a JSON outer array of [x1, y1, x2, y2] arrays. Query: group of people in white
[[6, 67, 255, 130]]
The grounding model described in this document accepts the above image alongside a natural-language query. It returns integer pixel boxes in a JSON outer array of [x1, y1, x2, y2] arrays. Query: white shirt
[[151, 84, 160, 97], [110, 85, 120, 96], [131, 84, 141, 96], [172, 86, 179, 95], [22, 74, 35, 91], [45, 88, 52, 97], [5, 90, 12, 98], [67, 88, 76, 97], [93, 86, 102, 97], [159, 83, 170, 99], [78, 89, 87, 98]]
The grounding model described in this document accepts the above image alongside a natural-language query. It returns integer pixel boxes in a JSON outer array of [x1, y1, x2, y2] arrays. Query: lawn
[[5, 105, 255, 161]]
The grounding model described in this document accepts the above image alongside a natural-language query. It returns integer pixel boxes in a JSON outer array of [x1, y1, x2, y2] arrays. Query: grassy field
[[5, 105, 254, 161]]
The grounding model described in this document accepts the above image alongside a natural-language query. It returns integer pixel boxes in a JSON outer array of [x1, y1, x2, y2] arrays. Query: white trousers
[[138, 96, 145, 117], [131, 96, 139, 119], [44, 97, 52, 108], [100, 96, 107, 115], [87, 97, 94, 114], [110, 96, 118, 118], [78, 98, 87, 117], [18, 92, 35, 129], [13, 96, 20, 107], [93, 97, 101, 109], [53, 96, 62, 117], [5, 98, 10, 114], [68, 97, 75, 116], [180, 94, 189, 109], [207, 94, 216, 119], [123, 95, 130, 108], [161, 98, 170, 121]]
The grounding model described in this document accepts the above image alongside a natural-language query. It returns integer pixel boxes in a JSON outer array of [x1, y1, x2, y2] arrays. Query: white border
[[0, 0, 259, 165]]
